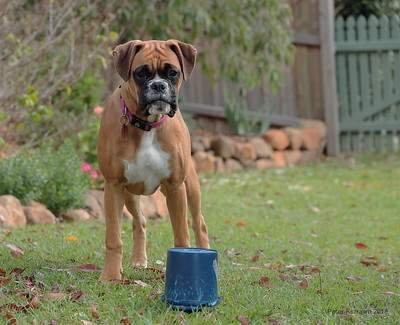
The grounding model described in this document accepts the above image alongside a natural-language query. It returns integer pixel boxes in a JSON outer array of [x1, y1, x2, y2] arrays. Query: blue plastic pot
[[163, 247, 220, 311]]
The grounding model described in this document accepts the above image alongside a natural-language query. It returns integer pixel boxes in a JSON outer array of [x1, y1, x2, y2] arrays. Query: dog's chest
[[123, 130, 171, 195]]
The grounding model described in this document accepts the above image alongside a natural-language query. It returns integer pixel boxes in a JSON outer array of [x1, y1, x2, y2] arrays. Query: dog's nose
[[150, 81, 167, 92]]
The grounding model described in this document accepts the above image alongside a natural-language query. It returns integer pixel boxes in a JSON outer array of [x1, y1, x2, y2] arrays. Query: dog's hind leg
[[124, 190, 148, 268], [185, 161, 210, 249]]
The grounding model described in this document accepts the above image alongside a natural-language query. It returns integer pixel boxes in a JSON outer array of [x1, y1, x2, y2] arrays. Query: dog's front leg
[[100, 181, 125, 282], [163, 182, 190, 247]]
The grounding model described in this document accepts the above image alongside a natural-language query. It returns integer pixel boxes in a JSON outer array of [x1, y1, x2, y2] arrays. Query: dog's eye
[[168, 69, 178, 79], [135, 67, 150, 80]]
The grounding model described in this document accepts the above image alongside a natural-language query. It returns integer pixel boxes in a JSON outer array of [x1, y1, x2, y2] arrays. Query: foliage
[[224, 93, 270, 135], [0, 157, 400, 323], [115, 0, 293, 93], [335, 0, 400, 17], [0, 142, 90, 213], [0, 0, 114, 143]]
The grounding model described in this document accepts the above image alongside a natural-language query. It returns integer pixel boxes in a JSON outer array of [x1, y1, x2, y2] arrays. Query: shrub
[[0, 142, 90, 214]]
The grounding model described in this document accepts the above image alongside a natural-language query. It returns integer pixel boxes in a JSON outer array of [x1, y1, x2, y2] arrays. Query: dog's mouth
[[146, 99, 176, 116]]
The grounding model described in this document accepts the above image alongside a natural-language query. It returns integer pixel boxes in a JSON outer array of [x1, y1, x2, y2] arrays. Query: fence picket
[[336, 14, 400, 153], [335, 17, 351, 151]]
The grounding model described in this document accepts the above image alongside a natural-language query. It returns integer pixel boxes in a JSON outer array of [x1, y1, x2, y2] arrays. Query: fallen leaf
[[6, 244, 24, 258], [10, 268, 25, 277], [80, 321, 93, 325], [134, 280, 149, 287], [0, 268, 5, 277], [4, 313, 17, 325], [360, 256, 378, 267], [0, 276, 10, 286], [66, 235, 78, 241], [383, 291, 400, 297], [225, 248, 240, 258], [49, 320, 58, 325], [120, 317, 131, 325], [45, 292, 67, 301], [148, 288, 162, 300], [264, 262, 284, 271], [298, 279, 308, 289], [377, 265, 389, 272], [278, 273, 290, 282], [310, 206, 320, 213], [237, 315, 250, 325], [346, 275, 362, 282], [355, 242, 367, 249], [91, 305, 100, 320], [29, 296, 40, 308], [70, 290, 85, 301], [236, 221, 247, 228], [76, 264, 102, 272], [309, 267, 321, 274], [258, 276, 274, 288], [251, 255, 260, 262]]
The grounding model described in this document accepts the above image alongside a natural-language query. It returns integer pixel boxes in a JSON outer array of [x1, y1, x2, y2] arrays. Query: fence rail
[[335, 14, 400, 152]]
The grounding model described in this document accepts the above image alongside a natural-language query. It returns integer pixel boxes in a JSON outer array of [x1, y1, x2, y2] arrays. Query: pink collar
[[119, 95, 168, 132]]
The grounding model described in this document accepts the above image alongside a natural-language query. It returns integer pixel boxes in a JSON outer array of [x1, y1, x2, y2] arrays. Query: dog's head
[[112, 39, 196, 117]]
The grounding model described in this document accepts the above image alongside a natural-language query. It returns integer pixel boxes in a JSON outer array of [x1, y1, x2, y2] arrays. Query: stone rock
[[0, 195, 27, 228], [249, 137, 273, 159], [24, 201, 56, 224], [284, 127, 303, 150], [255, 159, 275, 170], [272, 151, 286, 168], [215, 157, 225, 173], [225, 159, 243, 172], [299, 150, 321, 165], [210, 136, 235, 159], [84, 190, 104, 219], [263, 129, 290, 150], [192, 151, 216, 173], [301, 127, 326, 151], [141, 190, 169, 219], [191, 139, 205, 154], [234, 142, 257, 162], [284, 150, 302, 166], [61, 209, 92, 222]]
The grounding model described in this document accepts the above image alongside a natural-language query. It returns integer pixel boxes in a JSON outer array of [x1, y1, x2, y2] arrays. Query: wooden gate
[[335, 15, 400, 152]]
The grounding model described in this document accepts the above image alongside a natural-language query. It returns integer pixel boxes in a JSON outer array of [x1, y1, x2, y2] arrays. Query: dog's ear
[[167, 40, 197, 80], [112, 40, 143, 81]]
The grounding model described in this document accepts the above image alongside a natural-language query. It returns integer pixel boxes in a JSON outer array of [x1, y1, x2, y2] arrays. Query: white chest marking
[[123, 130, 171, 194]]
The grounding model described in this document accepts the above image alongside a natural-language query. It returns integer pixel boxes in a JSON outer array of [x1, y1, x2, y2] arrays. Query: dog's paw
[[131, 258, 148, 269], [99, 270, 122, 283]]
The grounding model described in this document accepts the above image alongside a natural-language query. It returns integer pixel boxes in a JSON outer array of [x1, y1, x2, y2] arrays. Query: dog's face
[[113, 40, 197, 117]]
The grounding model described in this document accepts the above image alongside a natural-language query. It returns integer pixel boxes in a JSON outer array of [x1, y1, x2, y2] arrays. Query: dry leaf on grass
[[10, 268, 25, 277], [360, 256, 379, 267], [236, 221, 248, 228], [66, 235, 78, 241], [120, 317, 131, 324], [237, 315, 250, 325], [45, 292, 67, 301], [0, 268, 6, 277], [346, 275, 362, 282], [91, 305, 100, 320], [258, 276, 275, 289], [5, 244, 24, 258], [298, 279, 308, 289], [383, 291, 400, 297], [355, 242, 367, 249]]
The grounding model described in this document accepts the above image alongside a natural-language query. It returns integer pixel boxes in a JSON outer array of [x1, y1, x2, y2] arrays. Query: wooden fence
[[181, 0, 324, 126], [336, 15, 400, 152]]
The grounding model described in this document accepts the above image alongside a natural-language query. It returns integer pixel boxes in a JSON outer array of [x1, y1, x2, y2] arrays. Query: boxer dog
[[97, 40, 210, 281]]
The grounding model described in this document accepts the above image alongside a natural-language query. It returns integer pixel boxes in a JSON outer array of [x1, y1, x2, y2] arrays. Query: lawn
[[1, 156, 399, 324]]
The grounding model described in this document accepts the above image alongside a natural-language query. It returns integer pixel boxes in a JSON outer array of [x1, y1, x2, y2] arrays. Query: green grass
[[1, 156, 400, 324]]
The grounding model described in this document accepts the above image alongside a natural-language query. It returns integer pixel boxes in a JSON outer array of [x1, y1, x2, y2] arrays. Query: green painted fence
[[335, 15, 400, 152]]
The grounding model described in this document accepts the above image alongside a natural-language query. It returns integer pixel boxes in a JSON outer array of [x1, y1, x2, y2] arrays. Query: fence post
[[319, 0, 340, 155]]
